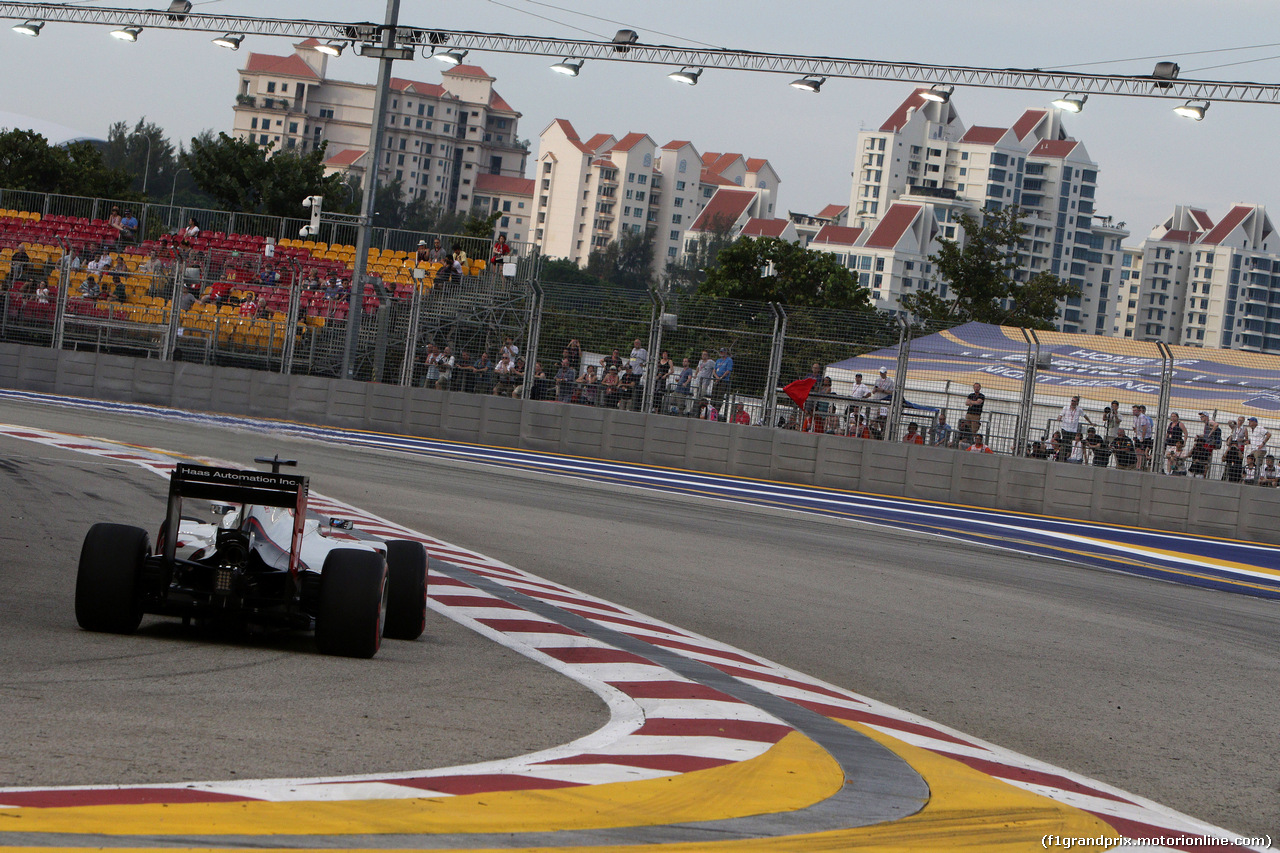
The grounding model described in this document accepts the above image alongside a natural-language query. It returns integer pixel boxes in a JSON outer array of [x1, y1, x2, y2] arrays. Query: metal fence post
[[281, 269, 302, 374], [160, 252, 184, 362], [52, 246, 70, 351], [641, 289, 665, 414], [887, 315, 911, 442], [397, 286, 423, 387], [1155, 341, 1174, 470], [517, 281, 543, 400], [761, 302, 787, 429], [1015, 327, 1040, 455]]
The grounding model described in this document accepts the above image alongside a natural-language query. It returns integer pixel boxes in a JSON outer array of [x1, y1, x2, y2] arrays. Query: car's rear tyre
[[75, 523, 150, 634], [316, 549, 388, 658], [384, 540, 428, 641]]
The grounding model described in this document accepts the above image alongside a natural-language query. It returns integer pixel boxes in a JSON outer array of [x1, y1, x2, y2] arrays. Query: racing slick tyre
[[75, 523, 151, 634], [384, 540, 428, 641], [316, 549, 388, 659]]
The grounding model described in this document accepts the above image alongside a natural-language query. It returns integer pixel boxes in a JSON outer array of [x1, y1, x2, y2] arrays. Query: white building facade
[[231, 40, 527, 214]]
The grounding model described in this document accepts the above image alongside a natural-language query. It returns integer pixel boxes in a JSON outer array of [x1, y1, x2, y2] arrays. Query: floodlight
[[1173, 100, 1209, 121], [550, 57, 583, 76], [434, 49, 468, 66], [1051, 93, 1087, 113], [12, 19, 43, 36], [315, 41, 345, 57], [668, 66, 702, 86], [212, 33, 244, 50], [110, 25, 142, 42], [920, 84, 954, 103], [790, 75, 825, 93]]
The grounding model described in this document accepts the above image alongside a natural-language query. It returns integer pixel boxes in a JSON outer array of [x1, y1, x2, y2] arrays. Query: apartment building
[[1128, 204, 1280, 353], [844, 88, 1129, 332], [231, 39, 527, 214], [1110, 246, 1146, 338], [532, 118, 779, 275]]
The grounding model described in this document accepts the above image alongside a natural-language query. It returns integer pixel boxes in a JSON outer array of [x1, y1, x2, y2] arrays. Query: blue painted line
[[5, 388, 1279, 600]]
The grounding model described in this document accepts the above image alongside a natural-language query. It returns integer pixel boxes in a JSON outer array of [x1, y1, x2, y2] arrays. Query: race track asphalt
[[0, 396, 1276, 839]]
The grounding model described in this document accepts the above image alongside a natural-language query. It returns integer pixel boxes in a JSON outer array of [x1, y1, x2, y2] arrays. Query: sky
[[3, 0, 1280, 241]]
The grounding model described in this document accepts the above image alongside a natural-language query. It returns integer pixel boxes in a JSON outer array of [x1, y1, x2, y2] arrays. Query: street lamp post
[[140, 133, 153, 195], [341, 0, 401, 381], [169, 166, 189, 207]]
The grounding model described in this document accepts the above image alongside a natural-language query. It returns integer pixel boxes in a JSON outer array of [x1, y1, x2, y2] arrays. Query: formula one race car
[[75, 456, 427, 658]]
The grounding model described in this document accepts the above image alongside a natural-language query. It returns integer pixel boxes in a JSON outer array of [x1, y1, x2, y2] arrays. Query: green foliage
[[903, 206, 1077, 331], [587, 229, 655, 292], [182, 131, 347, 218], [0, 129, 135, 198], [542, 258, 604, 288], [463, 209, 502, 240], [363, 176, 465, 231], [700, 236, 873, 312], [665, 219, 734, 291]]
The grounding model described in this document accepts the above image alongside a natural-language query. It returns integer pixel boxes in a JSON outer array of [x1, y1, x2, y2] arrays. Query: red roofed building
[[233, 40, 526, 216], [739, 218, 797, 241], [533, 121, 779, 274], [1127, 203, 1280, 352], [849, 86, 1128, 334]]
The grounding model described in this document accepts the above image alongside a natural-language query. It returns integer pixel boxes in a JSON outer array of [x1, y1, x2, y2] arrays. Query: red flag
[[783, 376, 816, 408]]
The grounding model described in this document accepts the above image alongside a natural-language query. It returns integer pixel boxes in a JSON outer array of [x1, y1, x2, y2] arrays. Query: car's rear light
[[214, 568, 234, 595]]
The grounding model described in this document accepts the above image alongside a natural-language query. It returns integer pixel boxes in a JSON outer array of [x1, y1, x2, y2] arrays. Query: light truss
[[4, 2, 1280, 105]]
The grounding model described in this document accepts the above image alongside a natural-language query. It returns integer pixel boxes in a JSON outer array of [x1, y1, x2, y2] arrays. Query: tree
[[463, 208, 502, 240], [901, 206, 1077, 331], [101, 118, 178, 199], [665, 216, 735, 292], [587, 229, 655, 292], [700, 236, 873, 312], [182, 131, 347, 218], [0, 129, 134, 198]]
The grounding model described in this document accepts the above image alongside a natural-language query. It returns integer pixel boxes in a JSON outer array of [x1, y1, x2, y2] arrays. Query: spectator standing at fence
[[1165, 438, 1191, 475], [618, 365, 640, 410], [576, 364, 599, 405], [1222, 440, 1244, 482], [902, 422, 924, 444], [713, 348, 734, 402], [730, 403, 751, 425], [931, 412, 953, 447], [11, 243, 30, 282], [629, 338, 648, 376], [554, 358, 576, 403], [471, 351, 493, 394], [871, 366, 895, 433], [436, 346, 455, 391], [1102, 403, 1121, 441], [492, 353, 517, 396], [1244, 456, 1259, 485], [34, 282, 50, 303], [499, 335, 519, 362], [1164, 412, 1186, 458], [697, 398, 719, 421], [963, 382, 986, 436], [1261, 455, 1279, 487], [422, 344, 441, 388], [1085, 427, 1110, 468], [1245, 416, 1271, 467], [1132, 404, 1154, 471], [694, 350, 715, 398], [1112, 428, 1136, 469], [566, 338, 582, 374], [1198, 412, 1223, 452], [490, 233, 512, 266], [1057, 396, 1092, 461]]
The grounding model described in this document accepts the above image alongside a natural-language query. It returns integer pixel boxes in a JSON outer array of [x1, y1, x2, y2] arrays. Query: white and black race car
[[75, 457, 427, 658]]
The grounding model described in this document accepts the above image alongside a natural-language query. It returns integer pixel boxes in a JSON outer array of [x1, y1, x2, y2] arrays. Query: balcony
[[235, 94, 256, 107]]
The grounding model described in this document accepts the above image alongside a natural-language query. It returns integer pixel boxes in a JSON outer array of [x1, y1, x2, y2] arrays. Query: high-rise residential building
[[1130, 204, 1280, 352], [231, 39, 527, 214], [842, 88, 1129, 333], [532, 118, 779, 275], [1111, 246, 1146, 338]]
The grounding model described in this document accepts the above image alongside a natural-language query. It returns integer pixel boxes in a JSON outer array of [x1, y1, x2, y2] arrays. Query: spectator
[[960, 382, 985, 442], [79, 275, 101, 299], [602, 348, 624, 374], [1027, 440, 1051, 460], [629, 338, 648, 376], [120, 210, 138, 242], [1066, 432, 1085, 464], [34, 282, 50, 303], [1164, 412, 1186, 455], [576, 364, 599, 405], [694, 350, 715, 399], [422, 344, 441, 388], [516, 360, 549, 400], [1229, 416, 1250, 449], [1244, 456, 1259, 485], [731, 402, 751, 425], [713, 347, 734, 402], [618, 365, 640, 410], [499, 335, 520, 362], [1132, 404, 1154, 471], [696, 398, 719, 421], [1260, 455, 1279, 487], [554, 358, 576, 402], [471, 351, 493, 394], [967, 433, 993, 453], [436, 346, 455, 391], [453, 349, 473, 392], [416, 240, 431, 264], [1102, 400, 1122, 440], [1085, 427, 1110, 468], [931, 412, 953, 447], [452, 244, 469, 268], [902, 422, 924, 445], [491, 353, 517, 396], [566, 338, 582, 374], [670, 357, 694, 414], [600, 365, 622, 407], [1057, 395, 1092, 461], [428, 238, 446, 262], [848, 415, 873, 440], [181, 217, 201, 242], [1222, 440, 1244, 483], [1245, 416, 1271, 468], [813, 376, 834, 431], [1165, 438, 1190, 475], [1198, 412, 1223, 455], [107, 207, 124, 243], [1112, 428, 1137, 469], [1189, 434, 1214, 478], [237, 293, 259, 316], [489, 233, 512, 266], [11, 243, 30, 281]]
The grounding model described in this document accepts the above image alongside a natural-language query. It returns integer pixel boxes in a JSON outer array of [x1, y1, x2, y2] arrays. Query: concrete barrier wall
[[2, 342, 1273, 545]]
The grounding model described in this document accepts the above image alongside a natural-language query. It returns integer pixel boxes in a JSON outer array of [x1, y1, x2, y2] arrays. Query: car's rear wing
[[162, 464, 309, 575]]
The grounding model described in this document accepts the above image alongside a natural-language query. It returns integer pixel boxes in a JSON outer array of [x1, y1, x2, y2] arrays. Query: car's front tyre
[[75, 523, 150, 633], [315, 549, 388, 658]]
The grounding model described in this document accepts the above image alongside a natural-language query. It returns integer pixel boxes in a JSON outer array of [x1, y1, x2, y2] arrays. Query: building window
[[266, 81, 276, 93]]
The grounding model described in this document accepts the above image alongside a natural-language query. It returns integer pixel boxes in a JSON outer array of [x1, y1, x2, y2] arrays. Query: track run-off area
[[0, 388, 1275, 851]]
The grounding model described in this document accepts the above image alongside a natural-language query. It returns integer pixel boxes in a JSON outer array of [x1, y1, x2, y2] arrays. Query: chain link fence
[[8, 187, 1280, 485]]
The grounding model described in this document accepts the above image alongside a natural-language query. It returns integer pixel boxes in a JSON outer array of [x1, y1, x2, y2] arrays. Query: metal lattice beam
[[2, 2, 1280, 104]]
